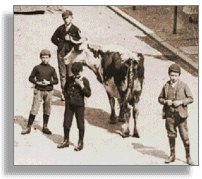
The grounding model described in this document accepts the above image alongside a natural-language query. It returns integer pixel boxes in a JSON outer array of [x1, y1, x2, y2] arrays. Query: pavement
[[108, 6, 198, 75]]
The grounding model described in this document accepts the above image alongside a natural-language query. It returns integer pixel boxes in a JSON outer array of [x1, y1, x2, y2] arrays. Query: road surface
[[14, 6, 198, 165]]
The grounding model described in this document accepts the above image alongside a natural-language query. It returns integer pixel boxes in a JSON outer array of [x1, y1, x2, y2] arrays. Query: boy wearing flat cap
[[158, 63, 194, 165], [51, 10, 81, 101], [57, 62, 91, 151], [21, 49, 58, 135]]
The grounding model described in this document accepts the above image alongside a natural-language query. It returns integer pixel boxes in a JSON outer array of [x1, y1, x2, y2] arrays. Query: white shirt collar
[[65, 23, 72, 31], [170, 80, 178, 88]]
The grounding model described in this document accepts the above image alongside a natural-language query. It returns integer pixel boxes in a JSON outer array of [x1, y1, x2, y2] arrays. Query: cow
[[64, 38, 144, 138]]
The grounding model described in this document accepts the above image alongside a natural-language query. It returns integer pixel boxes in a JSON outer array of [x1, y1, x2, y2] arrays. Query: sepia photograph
[[14, 5, 198, 166]]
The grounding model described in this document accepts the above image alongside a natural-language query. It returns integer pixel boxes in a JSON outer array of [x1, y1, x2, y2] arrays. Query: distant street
[[14, 6, 198, 165]]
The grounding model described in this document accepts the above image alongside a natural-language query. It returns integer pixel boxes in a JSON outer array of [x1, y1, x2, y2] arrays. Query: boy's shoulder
[[56, 24, 65, 30], [32, 64, 41, 69], [162, 80, 189, 89], [178, 80, 189, 87], [48, 64, 56, 70], [163, 80, 170, 87], [56, 24, 80, 31], [70, 24, 81, 31], [33, 64, 55, 70]]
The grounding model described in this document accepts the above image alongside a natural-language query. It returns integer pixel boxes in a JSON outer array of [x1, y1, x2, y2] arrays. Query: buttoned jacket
[[64, 76, 91, 106], [158, 80, 193, 118]]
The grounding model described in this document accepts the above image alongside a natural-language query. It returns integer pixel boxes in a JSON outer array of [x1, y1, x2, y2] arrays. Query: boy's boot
[[165, 139, 176, 163], [21, 114, 35, 135], [57, 128, 70, 148], [74, 129, 84, 151], [42, 114, 52, 135], [185, 143, 194, 165]]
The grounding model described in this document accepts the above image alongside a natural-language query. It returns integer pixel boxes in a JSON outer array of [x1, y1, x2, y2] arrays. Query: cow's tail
[[123, 59, 134, 105], [137, 53, 145, 88]]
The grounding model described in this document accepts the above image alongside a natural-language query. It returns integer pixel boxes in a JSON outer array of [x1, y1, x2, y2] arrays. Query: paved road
[[14, 6, 198, 165]]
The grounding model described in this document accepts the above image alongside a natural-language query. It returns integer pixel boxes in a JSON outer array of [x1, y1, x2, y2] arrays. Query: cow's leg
[[121, 106, 131, 138], [118, 104, 126, 122], [107, 92, 116, 124], [132, 102, 140, 138], [117, 98, 126, 122]]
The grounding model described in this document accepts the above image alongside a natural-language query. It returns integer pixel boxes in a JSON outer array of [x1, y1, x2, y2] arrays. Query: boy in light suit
[[158, 63, 194, 165]]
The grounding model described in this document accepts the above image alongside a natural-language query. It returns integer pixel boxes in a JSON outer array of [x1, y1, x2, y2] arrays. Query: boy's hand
[[165, 100, 173, 106], [75, 78, 84, 89], [173, 100, 183, 107], [36, 79, 50, 86], [36, 81, 46, 86], [42, 79, 50, 86], [64, 58, 69, 65], [65, 34, 70, 41]]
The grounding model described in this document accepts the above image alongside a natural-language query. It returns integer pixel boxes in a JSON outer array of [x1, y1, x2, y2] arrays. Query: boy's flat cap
[[62, 10, 73, 19], [168, 63, 181, 74], [40, 49, 51, 57]]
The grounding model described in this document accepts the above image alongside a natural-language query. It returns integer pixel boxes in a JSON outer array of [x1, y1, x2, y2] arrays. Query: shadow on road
[[14, 106, 124, 146], [132, 142, 187, 164], [132, 143, 168, 160], [51, 89, 65, 106], [51, 90, 124, 136], [14, 116, 75, 147], [85, 107, 123, 135]]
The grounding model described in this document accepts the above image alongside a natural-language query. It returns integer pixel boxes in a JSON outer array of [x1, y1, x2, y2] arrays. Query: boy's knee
[[63, 121, 71, 130], [30, 110, 38, 116], [78, 123, 84, 131], [63, 124, 71, 130], [168, 132, 177, 139], [183, 139, 190, 146]]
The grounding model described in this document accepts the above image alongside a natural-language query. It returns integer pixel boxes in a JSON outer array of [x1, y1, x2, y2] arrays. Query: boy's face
[[73, 71, 82, 79], [41, 55, 50, 64], [169, 71, 180, 83], [63, 16, 73, 26]]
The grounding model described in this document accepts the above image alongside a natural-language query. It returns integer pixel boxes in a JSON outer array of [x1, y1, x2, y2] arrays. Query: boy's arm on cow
[[182, 84, 194, 106], [82, 78, 91, 97], [158, 86, 166, 105], [70, 27, 81, 41]]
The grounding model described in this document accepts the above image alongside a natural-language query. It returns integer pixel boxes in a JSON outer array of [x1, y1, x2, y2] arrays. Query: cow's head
[[64, 37, 88, 64], [120, 52, 144, 80], [64, 38, 104, 71]]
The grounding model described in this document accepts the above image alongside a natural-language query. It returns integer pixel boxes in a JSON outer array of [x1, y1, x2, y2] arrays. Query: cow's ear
[[121, 62, 129, 73], [137, 53, 144, 65], [98, 50, 104, 58], [123, 59, 131, 67]]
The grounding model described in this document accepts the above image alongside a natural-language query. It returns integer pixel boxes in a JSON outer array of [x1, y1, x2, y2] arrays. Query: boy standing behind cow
[[158, 63, 194, 165], [51, 10, 81, 101]]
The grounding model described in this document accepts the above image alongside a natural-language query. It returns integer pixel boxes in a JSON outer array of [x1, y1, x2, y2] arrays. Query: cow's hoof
[[122, 129, 130, 138], [108, 120, 116, 124], [132, 132, 140, 138], [122, 132, 130, 138]]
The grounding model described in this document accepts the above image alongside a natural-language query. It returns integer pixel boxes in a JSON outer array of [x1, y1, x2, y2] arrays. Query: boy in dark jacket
[[158, 63, 194, 165], [51, 10, 81, 101], [57, 62, 91, 151], [21, 49, 58, 135]]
